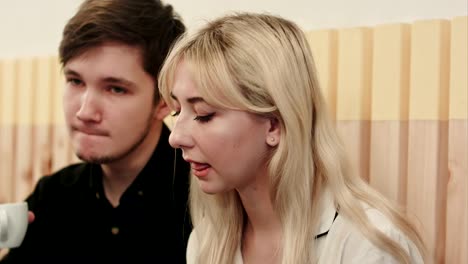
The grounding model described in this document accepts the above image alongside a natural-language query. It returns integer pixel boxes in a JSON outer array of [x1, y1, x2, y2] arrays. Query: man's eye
[[109, 86, 127, 94], [194, 113, 215, 123], [67, 78, 83, 86], [171, 111, 180, 117]]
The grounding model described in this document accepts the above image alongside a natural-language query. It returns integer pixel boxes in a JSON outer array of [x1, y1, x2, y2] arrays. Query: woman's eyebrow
[[170, 92, 206, 105]]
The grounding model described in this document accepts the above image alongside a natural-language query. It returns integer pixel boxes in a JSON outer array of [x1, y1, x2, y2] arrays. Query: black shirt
[[1, 125, 191, 264]]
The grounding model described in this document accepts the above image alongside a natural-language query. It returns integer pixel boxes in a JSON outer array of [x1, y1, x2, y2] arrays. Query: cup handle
[[0, 210, 7, 242]]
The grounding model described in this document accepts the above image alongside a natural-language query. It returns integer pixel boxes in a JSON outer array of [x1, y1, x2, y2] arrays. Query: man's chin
[[76, 153, 116, 164]]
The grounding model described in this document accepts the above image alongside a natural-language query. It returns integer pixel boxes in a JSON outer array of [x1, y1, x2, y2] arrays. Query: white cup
[[0, 202, 28, 248]]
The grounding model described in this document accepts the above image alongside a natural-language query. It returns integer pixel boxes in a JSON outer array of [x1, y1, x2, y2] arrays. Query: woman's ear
[[154, 99, 171, 120], [266, 117, 280, 147]]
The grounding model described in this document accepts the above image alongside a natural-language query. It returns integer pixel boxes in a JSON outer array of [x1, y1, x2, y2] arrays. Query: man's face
[[63, 42, 157, 164]]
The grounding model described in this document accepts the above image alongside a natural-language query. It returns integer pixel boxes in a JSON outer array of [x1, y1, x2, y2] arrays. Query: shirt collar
[[234, 188, 338, 262], [315, 187, 338, 237]]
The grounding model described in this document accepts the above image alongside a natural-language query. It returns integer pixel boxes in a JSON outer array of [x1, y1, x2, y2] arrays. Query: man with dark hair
[[1, 0, 190, 263]]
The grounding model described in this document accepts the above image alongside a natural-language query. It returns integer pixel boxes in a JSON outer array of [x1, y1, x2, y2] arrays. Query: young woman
[[159, 13, 425, 264]]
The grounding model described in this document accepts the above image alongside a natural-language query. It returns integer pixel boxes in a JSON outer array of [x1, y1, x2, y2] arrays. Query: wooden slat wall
[[407, 19, 450, 264], [369, 23, 410, 205], [306, 29, 338, 119], [335, 27, 373, 182], [0, 17, 466, 263], [0, 60, 16, 204], [14, 59, 35, 202], [33, 57, 53, 185], [446, 16, 468, 264]]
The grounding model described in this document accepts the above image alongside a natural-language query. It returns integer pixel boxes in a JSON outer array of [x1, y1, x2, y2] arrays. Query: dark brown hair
[[59, 0, 185, 102]]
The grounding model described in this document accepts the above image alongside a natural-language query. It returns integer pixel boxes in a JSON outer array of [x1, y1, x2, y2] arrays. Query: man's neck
[[101, 122, 163, 207]]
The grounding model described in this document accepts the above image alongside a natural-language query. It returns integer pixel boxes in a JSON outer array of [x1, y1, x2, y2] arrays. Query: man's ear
[[266, 117, 281, 147], [153, 99, 171, 121]]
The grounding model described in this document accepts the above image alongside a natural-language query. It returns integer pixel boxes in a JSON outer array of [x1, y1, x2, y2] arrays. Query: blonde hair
[[159, 13, 425, 264]]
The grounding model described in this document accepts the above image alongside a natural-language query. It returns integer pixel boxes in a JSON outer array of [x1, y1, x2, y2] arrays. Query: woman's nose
[[168, 117, 193, 149]]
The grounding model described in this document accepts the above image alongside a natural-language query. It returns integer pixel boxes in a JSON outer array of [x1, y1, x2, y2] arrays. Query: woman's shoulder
[[320, 205, 424, 263], [361, 205, 398, 233], [186, 230, 199, 264]]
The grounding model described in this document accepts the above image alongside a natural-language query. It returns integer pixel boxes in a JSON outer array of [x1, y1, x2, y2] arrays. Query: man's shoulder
[[23, 162, 95, 216], [31, 163, 91, 197], [42, 163, 90, 185]]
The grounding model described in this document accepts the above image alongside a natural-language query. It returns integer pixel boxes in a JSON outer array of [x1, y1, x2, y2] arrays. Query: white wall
[[0, 0, 466, 58], [0, 0, 83, 58]]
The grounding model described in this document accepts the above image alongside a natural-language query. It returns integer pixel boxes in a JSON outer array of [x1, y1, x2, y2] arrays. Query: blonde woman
[[159, 13, 425, 264]]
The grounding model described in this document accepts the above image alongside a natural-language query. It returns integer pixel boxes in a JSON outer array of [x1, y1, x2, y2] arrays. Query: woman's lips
[[190, 162, 211, 178]]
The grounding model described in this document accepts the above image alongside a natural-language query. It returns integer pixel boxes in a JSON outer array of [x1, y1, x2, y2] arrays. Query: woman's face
[[168, 61, 280, 194]]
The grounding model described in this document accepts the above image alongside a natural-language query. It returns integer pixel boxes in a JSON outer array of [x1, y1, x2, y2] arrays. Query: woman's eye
[[194, 113, 215, 123]]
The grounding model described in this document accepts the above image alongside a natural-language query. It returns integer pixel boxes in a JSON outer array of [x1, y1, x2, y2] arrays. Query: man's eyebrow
[[63, 68, 81, 77], [63, 68, 136, 88], [102, 77, 136, 88], [170, 92, 206, 104]]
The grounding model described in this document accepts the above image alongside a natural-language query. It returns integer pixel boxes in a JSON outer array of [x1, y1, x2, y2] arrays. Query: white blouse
[[186, 190, 424, 263]]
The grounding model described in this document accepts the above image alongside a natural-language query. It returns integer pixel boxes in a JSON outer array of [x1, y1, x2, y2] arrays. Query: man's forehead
[[67, 41, 144, 65]]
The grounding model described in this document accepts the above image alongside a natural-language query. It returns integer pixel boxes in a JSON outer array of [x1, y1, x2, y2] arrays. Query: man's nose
[[76, 89, 102, 122]]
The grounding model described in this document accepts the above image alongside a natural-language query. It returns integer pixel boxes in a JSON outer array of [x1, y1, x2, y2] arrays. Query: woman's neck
[[237, 173, 282, 263]]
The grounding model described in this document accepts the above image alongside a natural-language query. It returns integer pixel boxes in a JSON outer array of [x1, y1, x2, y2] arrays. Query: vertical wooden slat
[[32, 57, 54, 184], [445, 16, 468, 264], [50, 57, 72, 171], [369, 23, 410, 205], [14, 58, 36, 201], [336, 27, 373, 181], [0, 60, 17, 203], [407, 19, 450, 264], [306, 29, 338, 119]]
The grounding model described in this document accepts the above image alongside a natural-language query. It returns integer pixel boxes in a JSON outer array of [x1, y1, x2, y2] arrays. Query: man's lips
[[72, 126, 109, 136]]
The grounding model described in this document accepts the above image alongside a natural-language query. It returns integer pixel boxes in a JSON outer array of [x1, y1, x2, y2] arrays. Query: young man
[[1, 0, 190, 263]]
